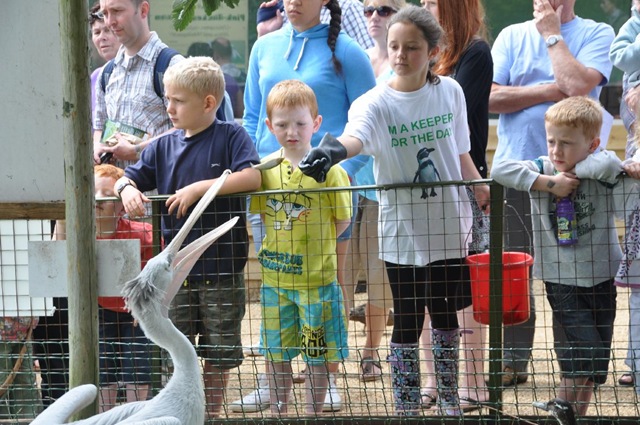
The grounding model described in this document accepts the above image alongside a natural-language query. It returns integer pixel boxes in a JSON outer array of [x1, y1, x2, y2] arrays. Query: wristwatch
[[545, 34, 563, 48], [116, 179, 135, 199]]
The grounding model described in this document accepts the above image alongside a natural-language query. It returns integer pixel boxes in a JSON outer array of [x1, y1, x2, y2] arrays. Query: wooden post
[[59, 0, 98, 418]]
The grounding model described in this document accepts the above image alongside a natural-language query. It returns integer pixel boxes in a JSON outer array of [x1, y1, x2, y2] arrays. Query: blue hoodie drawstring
[[294, 38, 309, 70], [284, 30, 294, 60], [283, 30, 309, 71]]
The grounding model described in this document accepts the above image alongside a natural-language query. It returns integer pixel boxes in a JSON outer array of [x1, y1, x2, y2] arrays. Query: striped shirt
[[283, 0, 374, 49]]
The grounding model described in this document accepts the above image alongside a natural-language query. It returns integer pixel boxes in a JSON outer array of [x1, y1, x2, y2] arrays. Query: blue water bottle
[[556, 197, 578, 246]]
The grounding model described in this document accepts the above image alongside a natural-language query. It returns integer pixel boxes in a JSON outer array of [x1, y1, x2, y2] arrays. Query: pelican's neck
[[141, 315, 201, 380]]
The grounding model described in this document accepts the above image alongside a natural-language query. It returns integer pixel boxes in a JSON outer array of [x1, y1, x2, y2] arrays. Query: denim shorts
[[544, 279, 616, 385], [99, 309, 151, 384], [171, 273, 246, 369]]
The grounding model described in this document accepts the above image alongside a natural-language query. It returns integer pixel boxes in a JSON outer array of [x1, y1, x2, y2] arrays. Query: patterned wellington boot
[[432, 328, 461, 416], [387, 342, 421, 416]]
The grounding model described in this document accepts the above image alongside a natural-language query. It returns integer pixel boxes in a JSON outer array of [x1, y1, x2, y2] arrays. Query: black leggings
[[386, 259, 467, 344]]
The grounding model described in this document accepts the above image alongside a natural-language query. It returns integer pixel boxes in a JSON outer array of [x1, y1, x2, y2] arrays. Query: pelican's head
[[122, 216, 239, 319]]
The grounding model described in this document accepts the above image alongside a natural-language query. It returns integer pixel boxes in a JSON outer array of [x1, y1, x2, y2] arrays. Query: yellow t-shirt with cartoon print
[[250, 152, 352, 290]]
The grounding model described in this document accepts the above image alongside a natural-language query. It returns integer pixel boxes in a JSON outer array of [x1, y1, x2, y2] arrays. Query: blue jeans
[[545, 279, 616, 385]]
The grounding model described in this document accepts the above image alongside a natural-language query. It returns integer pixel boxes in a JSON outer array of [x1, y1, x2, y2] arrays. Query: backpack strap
[[216, 98, 226, 122], [100, 59, 116, 94], [99, 47, 179, 100], [153, 47, 180, 99]]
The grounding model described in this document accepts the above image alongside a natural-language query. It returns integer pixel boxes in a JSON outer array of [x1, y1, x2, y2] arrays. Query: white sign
[[29, 240, 141, 299]]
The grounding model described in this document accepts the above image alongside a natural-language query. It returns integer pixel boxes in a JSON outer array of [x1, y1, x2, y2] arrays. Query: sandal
[[420, 389, 437, 409], [459, 396, 487, 413], [618, 373, 635, 387], [360, 357, 382, 382]]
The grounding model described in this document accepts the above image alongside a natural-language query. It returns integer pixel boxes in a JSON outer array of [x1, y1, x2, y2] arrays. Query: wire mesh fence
[[2, 179, 640, 423]]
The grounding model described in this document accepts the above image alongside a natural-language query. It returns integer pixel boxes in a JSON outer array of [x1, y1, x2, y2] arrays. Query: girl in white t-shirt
[[299, 5, 489, 416]]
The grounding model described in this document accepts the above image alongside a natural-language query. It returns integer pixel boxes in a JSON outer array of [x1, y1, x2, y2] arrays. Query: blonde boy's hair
[[545, 96, 603, 141], [95, 163, 124, 180], [266, 80, 319, 120], [163, 56, 226, 107]]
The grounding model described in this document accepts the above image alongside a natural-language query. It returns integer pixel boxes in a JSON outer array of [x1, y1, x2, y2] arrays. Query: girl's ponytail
[[325, 0, 343, 75]]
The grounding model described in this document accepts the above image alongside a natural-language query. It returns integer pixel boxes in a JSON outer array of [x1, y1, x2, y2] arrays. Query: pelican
[[32, 170, 236, 425]]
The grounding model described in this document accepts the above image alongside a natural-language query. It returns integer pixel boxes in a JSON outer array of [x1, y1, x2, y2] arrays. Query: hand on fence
[[167, 182, 202, 219], [121, 186, 149, 218], [623, 160, 640, 179], [473, 184, 491, 214]]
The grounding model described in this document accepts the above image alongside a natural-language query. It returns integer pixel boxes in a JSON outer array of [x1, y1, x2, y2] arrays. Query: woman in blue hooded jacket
[[244, 0, 376, 161]]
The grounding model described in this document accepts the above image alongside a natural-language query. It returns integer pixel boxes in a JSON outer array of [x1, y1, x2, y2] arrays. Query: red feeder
[[466, 252, 533, 326]]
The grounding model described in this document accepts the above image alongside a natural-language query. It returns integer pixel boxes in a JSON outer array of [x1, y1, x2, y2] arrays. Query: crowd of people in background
[[15, 0, 640, 421]]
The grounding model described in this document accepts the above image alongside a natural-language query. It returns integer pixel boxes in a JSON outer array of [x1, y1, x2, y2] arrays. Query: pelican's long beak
[[160, 216, 239, 315], [164, 170, 231, 257], [157, 170, 238, 317]]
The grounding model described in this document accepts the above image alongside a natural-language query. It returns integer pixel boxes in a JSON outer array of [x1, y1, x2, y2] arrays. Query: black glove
[[299, 133, 347, 183]]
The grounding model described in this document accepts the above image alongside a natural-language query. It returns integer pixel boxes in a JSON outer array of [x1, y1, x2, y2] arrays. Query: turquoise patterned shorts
[[260, 281, 348, 364]]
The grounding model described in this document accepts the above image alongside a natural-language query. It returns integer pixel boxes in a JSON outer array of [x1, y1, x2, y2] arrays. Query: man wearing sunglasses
[[363, 4, 397, 18]]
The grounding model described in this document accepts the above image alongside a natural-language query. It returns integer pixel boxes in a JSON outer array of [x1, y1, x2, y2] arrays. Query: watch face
[[547, 35, 561, 46], [116, 181, 129, 195]]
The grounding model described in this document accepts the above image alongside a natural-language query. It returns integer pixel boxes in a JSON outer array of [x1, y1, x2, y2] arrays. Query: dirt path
[[226, 279, 639, 418]]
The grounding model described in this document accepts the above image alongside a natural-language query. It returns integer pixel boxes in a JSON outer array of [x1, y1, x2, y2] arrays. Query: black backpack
[[100, 47, 228, 121]]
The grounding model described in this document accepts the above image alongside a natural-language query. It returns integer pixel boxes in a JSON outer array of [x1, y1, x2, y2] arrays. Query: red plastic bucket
[[465, 252, 533, 326]]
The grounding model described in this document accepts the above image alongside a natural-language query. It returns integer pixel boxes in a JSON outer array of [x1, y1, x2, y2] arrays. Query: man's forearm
[[547, 45, 604, 96], [489, 83, 565, 114]]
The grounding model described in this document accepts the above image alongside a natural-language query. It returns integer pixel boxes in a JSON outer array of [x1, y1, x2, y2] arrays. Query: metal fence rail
[[1, 179, 639, 423]]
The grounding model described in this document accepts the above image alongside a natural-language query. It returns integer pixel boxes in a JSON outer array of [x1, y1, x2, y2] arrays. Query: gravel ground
[[224, 279, 640, 419]]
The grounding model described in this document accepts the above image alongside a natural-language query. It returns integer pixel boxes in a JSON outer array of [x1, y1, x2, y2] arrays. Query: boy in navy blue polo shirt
[[115, 56, 260, 419]]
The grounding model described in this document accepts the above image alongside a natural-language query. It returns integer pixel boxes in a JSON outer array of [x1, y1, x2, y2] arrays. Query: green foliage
[[172, 0, 241, 31]]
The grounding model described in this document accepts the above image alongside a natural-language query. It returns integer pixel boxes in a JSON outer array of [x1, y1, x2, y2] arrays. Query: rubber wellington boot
[[432, 328, 461, 416], [387, 342, 421, 415]]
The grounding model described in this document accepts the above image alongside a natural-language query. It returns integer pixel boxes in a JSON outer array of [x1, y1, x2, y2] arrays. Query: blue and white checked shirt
[[93, 32, 183, 137]]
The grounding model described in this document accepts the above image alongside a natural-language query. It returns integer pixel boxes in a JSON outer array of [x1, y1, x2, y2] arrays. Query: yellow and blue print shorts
[[260, 281, 348, 364]]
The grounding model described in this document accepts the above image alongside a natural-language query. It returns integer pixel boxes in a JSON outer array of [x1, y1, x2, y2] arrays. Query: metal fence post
[[487, 182, 505, 416]]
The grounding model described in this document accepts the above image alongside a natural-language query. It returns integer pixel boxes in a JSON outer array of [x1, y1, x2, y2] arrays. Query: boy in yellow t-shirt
[[250, 80, 352, 415]]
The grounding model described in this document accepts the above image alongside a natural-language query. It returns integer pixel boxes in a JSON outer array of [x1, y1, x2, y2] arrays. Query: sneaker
[[323, 374, 342, 412], [229, 374, 270, 413]]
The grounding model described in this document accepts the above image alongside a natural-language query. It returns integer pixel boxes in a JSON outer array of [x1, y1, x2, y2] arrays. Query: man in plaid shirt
[[92, 0, 183, 166]]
